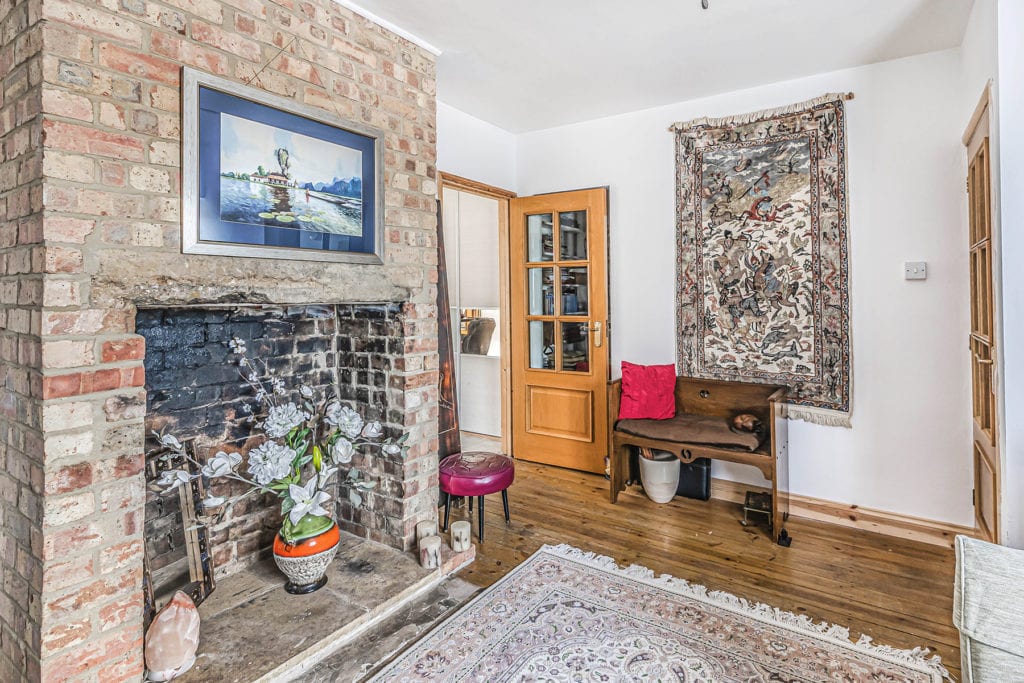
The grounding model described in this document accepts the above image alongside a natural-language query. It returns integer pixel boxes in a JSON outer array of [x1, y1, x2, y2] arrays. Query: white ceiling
[[348, 0, 974, 133]]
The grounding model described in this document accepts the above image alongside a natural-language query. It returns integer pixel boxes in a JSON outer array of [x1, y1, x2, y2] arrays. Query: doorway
[[439, 173, 515, 454], [438, 179, 612, 474], [963, 84, 1000, 542]]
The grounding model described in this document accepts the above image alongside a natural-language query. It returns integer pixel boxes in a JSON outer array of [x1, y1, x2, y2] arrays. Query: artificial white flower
[[331, 438, 354, 465], [286, 481, 331, 525], [201, 450, 242, 478], [247, 441, 295, 486], [263, 402, 309, 438], [361, 421, 383, 439], [316, 465, 338, 489], [300, 385, 314, 398], [156, 469, 191, 490], [382, 443, 401, 456], [158, 433, 183, 451], [201, 495, 226, 509], [325, 403, 363, 437]]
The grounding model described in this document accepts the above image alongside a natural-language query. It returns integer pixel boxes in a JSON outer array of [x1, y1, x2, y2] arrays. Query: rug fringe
[[539, 544, 950, 682], [783, 403, 853, 428], [668, 92, 853, 132]]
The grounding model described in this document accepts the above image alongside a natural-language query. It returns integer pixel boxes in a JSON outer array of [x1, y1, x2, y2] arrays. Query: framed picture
[[181, 68, 384, 263]]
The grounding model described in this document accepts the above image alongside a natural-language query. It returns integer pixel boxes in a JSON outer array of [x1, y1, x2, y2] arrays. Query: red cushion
[[439, 451, 515, 497], [618, 361, 677, 420]]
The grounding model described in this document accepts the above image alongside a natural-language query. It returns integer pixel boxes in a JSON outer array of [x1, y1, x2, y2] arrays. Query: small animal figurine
[[732, 413, 762, 433]]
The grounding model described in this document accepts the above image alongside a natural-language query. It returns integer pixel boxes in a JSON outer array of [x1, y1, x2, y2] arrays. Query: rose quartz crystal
[[144, 591, 201, 681]]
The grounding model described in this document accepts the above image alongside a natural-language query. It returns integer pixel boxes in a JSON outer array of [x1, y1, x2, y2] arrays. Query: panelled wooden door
[[510, 188, 609, 473], [965, 105, 999, 542]]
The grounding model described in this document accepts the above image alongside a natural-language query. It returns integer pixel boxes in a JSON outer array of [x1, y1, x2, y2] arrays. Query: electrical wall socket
[[904, 261, 928, 280]]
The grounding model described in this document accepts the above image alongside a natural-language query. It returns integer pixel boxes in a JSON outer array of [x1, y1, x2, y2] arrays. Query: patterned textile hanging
[[671, 93, 854, 426]]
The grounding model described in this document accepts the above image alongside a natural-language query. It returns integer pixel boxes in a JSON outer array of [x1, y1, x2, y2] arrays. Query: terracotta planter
[[272, 519, 341, 594]]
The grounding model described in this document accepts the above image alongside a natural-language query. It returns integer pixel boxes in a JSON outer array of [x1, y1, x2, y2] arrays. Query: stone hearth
[[178, 531, 475, 683]]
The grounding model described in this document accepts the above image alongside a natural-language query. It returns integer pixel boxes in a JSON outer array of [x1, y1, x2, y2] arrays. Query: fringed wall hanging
[[671, 93, 854, 426]]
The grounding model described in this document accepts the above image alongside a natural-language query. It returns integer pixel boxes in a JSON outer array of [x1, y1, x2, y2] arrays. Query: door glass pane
[[560, 267, 588, 316], [527, 267, 555, 315], [527, 213, 553, 262], [561, 322, 589, 372], [529, 321, 555, 369], [559, 210, 587, 260]]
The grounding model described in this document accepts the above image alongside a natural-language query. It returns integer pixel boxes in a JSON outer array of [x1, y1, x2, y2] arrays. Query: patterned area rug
[[372, 545, 946, 682], [672, 94, 852, 426]]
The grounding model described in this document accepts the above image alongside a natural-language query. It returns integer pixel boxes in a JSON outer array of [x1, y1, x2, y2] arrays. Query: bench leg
[[609, 443, 628, 503]]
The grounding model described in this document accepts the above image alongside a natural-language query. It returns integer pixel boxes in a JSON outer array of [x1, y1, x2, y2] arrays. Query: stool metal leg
[[501, 489, 510, 524], [468, 497, 473, 513], [477, 496, 485, 542], [442, 492, 451, 531]]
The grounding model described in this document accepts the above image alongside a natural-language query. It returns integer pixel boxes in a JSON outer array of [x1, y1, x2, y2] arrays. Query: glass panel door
[[510, 187, 608, 474]]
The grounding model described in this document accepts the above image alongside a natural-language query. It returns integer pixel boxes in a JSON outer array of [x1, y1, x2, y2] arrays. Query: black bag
[[676, 457, 711, 501]]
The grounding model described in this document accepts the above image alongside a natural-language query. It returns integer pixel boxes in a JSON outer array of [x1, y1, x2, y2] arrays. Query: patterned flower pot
[[272, 518, 341, 594]]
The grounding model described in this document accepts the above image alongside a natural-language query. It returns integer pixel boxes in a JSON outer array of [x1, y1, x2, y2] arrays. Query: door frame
[[438, 172, 516, 454], [962, 81, 1003, 542]]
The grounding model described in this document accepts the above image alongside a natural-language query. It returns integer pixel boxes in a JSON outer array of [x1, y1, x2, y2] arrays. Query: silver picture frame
[[181, 67, 385, 264]]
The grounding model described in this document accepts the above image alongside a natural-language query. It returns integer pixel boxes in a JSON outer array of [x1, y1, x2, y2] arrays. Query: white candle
[[415, 520, 438, 544], [450, 521, 471, 552], [418, 535, 442, 569]]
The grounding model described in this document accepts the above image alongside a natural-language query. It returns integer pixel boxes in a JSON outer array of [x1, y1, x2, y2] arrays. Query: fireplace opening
[[138, 303, 410, 598]]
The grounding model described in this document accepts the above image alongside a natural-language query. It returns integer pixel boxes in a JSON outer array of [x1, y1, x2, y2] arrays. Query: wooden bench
[[607, 376, 791, 545]]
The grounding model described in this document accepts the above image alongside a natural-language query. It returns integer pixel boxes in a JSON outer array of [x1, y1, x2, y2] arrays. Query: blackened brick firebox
[[138, 303, 409, 577]]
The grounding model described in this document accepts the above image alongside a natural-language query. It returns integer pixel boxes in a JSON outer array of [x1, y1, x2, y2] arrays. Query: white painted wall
[[437, 101, 517, 192], [516, 49, 974, 525], [995, 0, 1024, 548], [959, 0, 998, 123]]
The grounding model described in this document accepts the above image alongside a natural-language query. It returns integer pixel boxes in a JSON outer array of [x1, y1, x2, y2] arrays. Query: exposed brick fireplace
[[139, 303, 417, 578], [0, 0, 440, 679]]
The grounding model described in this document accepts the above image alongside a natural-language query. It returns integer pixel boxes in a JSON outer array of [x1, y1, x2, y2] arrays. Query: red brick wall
[[0, 0, 45, 679], [17, 0, 441, 679]]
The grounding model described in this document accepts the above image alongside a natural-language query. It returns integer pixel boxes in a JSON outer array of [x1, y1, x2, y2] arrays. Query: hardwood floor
[[451, 459, 961, 678]]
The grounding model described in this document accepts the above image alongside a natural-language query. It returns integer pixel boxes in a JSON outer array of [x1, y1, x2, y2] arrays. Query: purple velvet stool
[[439, 451, 514, 542]]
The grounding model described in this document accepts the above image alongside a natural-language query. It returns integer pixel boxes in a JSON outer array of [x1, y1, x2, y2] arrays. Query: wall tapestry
[[672, 93, 852, 426]]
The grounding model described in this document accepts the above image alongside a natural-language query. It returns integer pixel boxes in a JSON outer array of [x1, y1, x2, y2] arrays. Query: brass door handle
[[590, 321, 603, 347]]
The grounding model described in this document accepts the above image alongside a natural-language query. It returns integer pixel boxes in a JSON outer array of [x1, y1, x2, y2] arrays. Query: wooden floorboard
[[451, 460, 961, 678]]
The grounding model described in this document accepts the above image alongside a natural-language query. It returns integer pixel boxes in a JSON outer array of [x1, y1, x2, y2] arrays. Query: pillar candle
[[450, 520, 471, 552]]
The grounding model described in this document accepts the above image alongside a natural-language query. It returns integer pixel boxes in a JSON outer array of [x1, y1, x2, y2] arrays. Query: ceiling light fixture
[[701, 0, 709, 8]]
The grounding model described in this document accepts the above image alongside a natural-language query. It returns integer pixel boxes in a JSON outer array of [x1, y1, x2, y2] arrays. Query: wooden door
[[510, 188, 609, 473], [965, 97, 999, 542]]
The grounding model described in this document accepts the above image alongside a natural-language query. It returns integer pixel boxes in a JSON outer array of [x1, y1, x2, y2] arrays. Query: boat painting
[[218, 113, 364, 237]]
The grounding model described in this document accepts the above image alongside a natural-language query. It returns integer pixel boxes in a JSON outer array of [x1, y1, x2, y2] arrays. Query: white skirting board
[[710, 478, 977, 548]]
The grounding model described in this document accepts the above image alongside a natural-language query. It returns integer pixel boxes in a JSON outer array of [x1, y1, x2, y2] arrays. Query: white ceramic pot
[[638, 450, 680, 504]]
